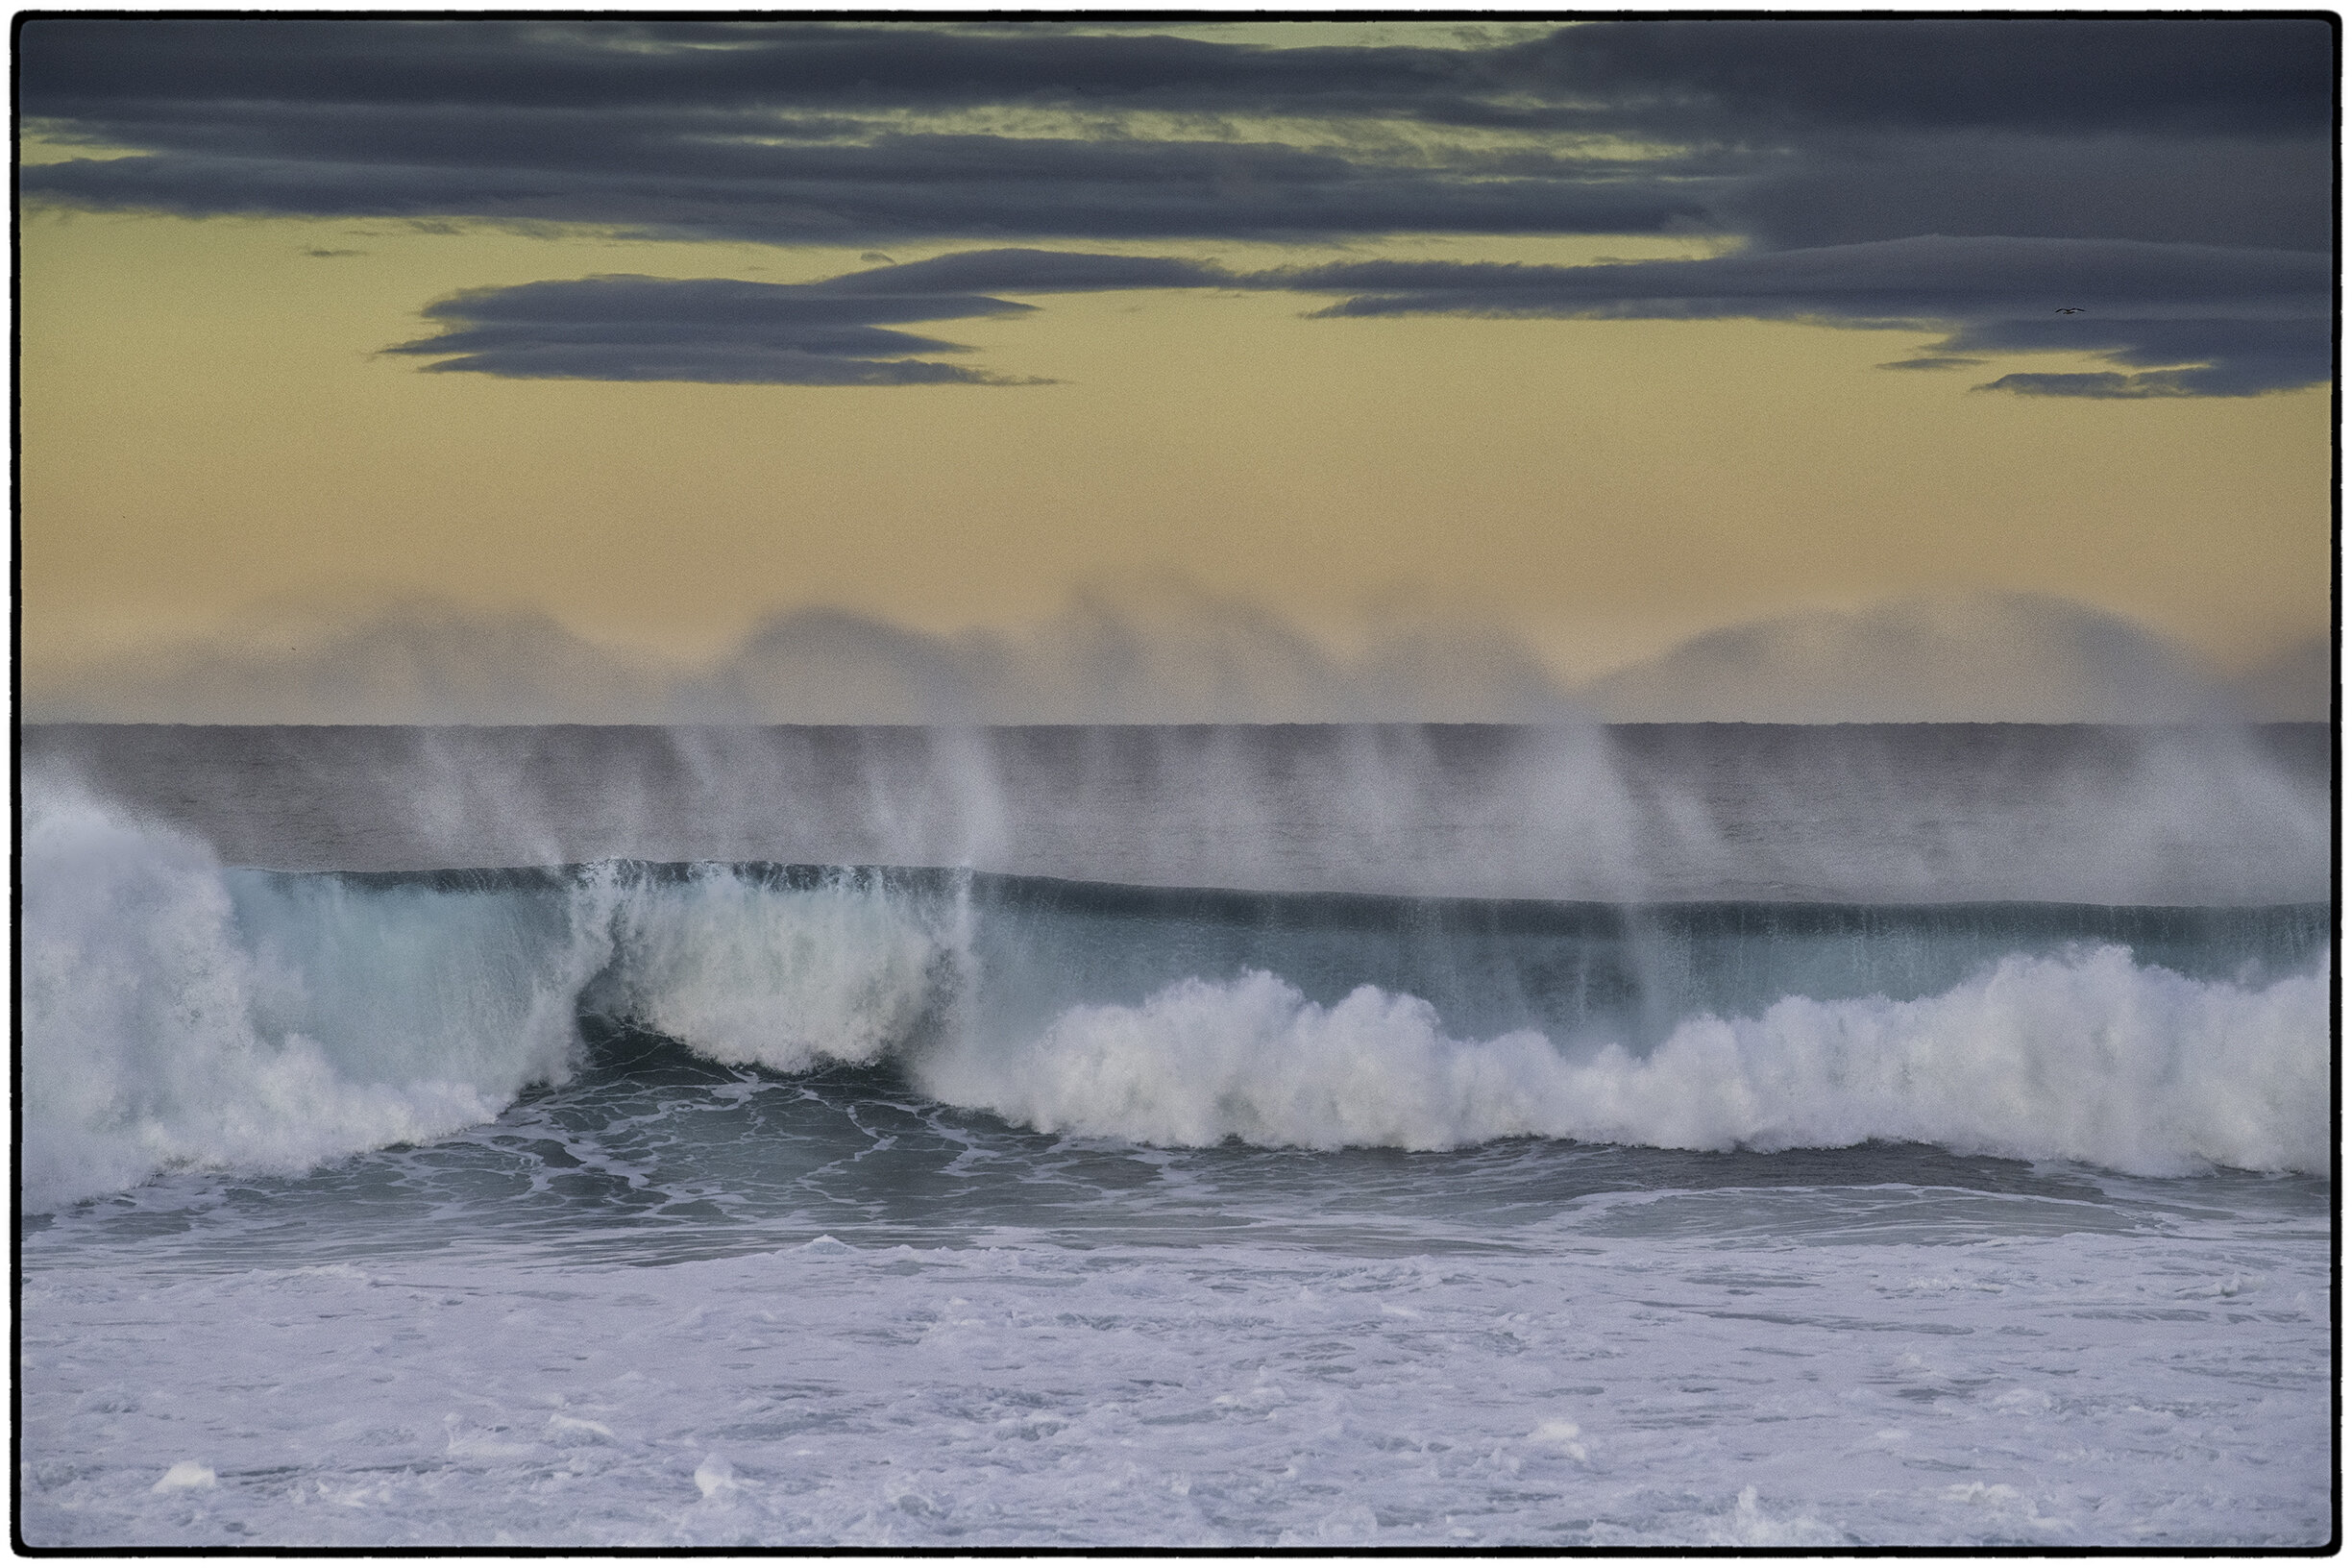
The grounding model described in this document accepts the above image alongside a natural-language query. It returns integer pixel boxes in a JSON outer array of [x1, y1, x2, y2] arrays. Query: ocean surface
[[17, 722, 2337, 1548]]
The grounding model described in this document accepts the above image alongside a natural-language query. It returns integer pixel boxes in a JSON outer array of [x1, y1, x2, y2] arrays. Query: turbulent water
[[17, 723, 2336, 1548]]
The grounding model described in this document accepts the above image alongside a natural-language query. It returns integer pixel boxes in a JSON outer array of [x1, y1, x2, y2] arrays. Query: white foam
[[149, 1462, 214, 1494], [19, 777, 603, 1212], [18, 777, 965, 1208], [1554, 945, 2327, 1174], [922, 948, 2327, 1175], [694, 1456, 739, 1499], [921, 972, 1570, 1151], [1705, 1486, 1846, 1548], [22, 1223, 2331, 1547], [600, 870, 957, 1073]]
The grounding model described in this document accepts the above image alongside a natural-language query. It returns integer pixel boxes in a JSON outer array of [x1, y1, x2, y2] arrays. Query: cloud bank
[[382, 275, 1044, 385], [16, 20, 1716, 244], [23, 17, 2328, 399], [20, 19, 2326, 247], [26, 586, 2318, 727], [1289, 236, 2327, 398], [394, 237, 2327, 395]]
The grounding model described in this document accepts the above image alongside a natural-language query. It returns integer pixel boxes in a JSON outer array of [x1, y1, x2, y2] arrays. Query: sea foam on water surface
[[19, 1221, 2332, 1548]]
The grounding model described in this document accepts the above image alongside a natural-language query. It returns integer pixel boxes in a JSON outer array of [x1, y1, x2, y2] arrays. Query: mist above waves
[[21, 718, 2331, 907], [23, 584, 2325, 725]]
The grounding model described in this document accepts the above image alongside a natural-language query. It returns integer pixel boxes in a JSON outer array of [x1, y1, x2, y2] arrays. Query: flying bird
[[2054, 306, 2085, 314]]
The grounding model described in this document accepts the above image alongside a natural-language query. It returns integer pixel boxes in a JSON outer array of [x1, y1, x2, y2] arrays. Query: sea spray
[[21, 723, 2329, 904]]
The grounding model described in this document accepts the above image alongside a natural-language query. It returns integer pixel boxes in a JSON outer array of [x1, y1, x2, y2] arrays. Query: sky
[[16, 13, 2336, 723]]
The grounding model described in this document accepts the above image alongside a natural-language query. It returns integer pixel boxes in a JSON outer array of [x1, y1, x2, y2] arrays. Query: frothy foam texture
[[928, 952, 2324, 1177], [20, 778, 974, 1211], [20, 781, 596, 1213], [600, 869, 963, 1073], [20, 776, 2330, 1210]]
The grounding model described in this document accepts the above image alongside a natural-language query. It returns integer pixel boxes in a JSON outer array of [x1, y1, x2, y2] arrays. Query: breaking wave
[[924, 955, 2326, 1176], [20, 784, 598, 1212], [19, 781, 2331, 1211]]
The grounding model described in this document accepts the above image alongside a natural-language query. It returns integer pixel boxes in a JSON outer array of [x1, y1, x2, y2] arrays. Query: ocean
[[16, 722, 2336, 1548]]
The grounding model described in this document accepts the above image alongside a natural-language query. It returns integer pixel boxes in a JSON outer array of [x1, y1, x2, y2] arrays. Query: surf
[[21, 774, 2329, 1212]]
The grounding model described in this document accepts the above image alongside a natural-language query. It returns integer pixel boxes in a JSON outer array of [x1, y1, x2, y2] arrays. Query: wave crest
[[925, 952, 2327, 1176]]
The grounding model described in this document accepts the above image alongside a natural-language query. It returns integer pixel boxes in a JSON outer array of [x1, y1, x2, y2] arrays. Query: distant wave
[[20, 784, 2331, 1212]]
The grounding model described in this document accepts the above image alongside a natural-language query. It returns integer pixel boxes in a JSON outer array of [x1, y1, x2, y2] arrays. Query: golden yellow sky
[[19, 204, 2330, 690]]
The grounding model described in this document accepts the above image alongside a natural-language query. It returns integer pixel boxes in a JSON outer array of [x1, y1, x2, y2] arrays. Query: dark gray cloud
[[18, 110, 1712, 243], [1718, 132, 2332, 254], [20, 117, 1710, 244], [15, 16, 1712, 244], [1877, 356, 1985, 373], [819, 249, 1234, 296], [1940, 313, 2330, 399], [1286, 236, 2325, 320], [1283, 236, 2329, 398], [24, 18, 2329, 398], [18, 17, 2326, 249], [1972, 369, 2261, 401], [17, 19, 1500, 117], [1508, 18, 2330, 136], [395, 238, 2326, 395], [388, 253, 1269, 384], [383, 274, 1046, 384], [24, 18, 2321, 135]]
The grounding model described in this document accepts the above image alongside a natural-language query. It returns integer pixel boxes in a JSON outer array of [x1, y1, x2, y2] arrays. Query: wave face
[[20, 785, 602, 1213], [21, 771, 2330, 1212]]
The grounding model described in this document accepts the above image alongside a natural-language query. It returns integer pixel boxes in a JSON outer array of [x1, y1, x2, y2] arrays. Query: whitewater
[[17, 722, 2336, 1548]]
